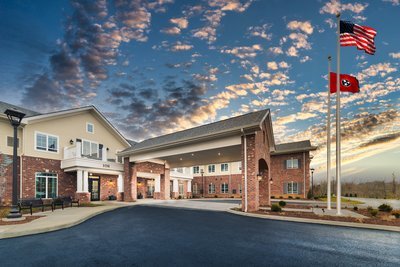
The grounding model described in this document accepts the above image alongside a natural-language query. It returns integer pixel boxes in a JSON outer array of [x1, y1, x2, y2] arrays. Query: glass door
[[88, 176, 100, 201]]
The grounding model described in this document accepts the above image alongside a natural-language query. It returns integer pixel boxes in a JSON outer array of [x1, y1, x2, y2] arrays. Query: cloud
[[247, 24, 272, 40], [383, 0, 400, 6], [268, 47, 283, 55], [286, 46, 299, 57], [170, 17, 189, 29], [287, 20, 314, 34], [161, 27, 181, 35], [300, 56, 311, 63], [220, 44, 262, 58], [267, 61, 278, 70], [389, 52, 400, 59], [320, 0, 369, 15]]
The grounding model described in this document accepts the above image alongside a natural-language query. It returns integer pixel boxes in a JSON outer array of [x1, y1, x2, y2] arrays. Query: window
[[208, 165, 215, 173], [221, 183, 229, 194], [35, 132, 58, 153], [221, 163, 229, 172], [193, 183, 198, 194], [176, 168, 183, 173], [208, 183, 216, 194], [82, 140, 99, 158], [179, 183, 184, 195], [7, 136, 19, 148], [193, 166, 200, 174], [285, 182, 299, 194], [286, 158, 299, 169], [87, 123, 94, 133], [35, 172, 57, 199]]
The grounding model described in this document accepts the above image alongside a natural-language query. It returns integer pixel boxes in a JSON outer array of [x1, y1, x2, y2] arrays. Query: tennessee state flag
[[329, 72, 360, 94]]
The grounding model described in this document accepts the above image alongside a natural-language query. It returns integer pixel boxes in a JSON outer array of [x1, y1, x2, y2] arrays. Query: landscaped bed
[[249, 208, 400, 227], [0, 207, 44, 225]]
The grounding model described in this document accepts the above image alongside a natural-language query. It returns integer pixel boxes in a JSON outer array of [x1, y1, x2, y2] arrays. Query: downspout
[[241, 128, 248, 212], [19, 126, 25, 199], [303, 152, 306, 198]]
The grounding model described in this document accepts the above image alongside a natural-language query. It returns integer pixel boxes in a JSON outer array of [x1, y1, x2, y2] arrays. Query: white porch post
[[76, 141, 82, 158], [187, 180, 192, 192], [173, 179, 179, 193], [102, 147, 107, 162], [83, 170, 89, 192], [155, 176, 161, 193], [77, 170, 83, 192], [117, 174, 124, 193]]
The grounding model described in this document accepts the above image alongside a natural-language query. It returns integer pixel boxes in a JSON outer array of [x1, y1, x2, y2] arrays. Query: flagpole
[[336, 13, 342, 215], [327, 55, 332, 210]]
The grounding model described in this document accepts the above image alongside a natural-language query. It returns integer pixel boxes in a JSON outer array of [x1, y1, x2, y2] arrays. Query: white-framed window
[[86, 122, 94, 134], [193, 166, 200, 174], [208, 183, 216, 194], [221, 183, 229, 194], [82, 140, 99, 158], [286, 158, 299, 169], [35, 132, 58, 153], [35, 172, 58, 199], [208, 164, 215, 173], [238, 161, 242, 171], [221, 163, 229, 172], [286, 182, 299, 194]]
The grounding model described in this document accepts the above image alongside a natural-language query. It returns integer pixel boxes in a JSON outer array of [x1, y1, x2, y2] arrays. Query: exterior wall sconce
[[70, 139, 74, 145], [106, 147, 109, 151]]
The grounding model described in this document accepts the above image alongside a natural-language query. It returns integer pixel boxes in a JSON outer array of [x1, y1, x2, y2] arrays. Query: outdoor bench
[[53, 196, 80, 210], [18, 198, 54, 215]]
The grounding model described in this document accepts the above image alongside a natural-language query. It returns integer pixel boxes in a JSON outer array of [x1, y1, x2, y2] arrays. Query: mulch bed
[[254, 209, 400, 227], [0, 215, 44, 225]]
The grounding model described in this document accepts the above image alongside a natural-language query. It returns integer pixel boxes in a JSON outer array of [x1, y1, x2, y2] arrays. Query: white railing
[[171, 167, 193, 179], [63, 142, 108, 162]]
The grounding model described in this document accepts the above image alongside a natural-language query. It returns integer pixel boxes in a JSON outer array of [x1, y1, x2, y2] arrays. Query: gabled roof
[[272, 140, 317, 155], [121, 109, 270, 155], [0, 101, 41, 118]]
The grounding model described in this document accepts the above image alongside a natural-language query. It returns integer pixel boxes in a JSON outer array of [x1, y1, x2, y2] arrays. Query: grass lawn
[[0, 207, 10, 218], [319, 197, 364, 205], [79, 203, 104, 207]]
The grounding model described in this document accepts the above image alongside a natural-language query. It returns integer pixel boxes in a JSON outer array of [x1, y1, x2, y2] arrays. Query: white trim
[[220, 163, 229, 172], [208, 164, 216, 173], [137, 171, 160, 180], [34, 131, 59, 154], [86, 122, 94, 134], [81, 139, 99, 157]]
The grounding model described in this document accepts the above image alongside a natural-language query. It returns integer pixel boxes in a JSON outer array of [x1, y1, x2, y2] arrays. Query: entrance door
[[88, 176, 100, 201]]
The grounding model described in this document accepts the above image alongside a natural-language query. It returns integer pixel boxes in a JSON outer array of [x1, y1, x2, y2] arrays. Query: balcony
[[170, 167, 193, 180], [61, 143, 123, 172]]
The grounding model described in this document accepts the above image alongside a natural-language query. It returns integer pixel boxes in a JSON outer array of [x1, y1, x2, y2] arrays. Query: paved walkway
[[141, 198, 241, 211], [347, 197, 400, 209]]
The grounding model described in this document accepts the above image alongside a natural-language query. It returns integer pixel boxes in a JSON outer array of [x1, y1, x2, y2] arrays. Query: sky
[[0, 0, 399, 182]]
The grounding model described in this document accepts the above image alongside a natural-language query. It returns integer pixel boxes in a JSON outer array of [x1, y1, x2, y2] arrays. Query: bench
[[18, 198, 54, 215], [53, 196, 80, 210]]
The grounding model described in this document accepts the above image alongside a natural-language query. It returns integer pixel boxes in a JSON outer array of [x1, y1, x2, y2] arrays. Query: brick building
[[1, 101, 316, 212]]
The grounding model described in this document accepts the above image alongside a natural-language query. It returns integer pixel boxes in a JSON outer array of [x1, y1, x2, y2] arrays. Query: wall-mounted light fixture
[[70, 139, 74, 145]]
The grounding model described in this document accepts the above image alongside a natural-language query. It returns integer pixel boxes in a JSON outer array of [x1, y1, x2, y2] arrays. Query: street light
[[4, 108, 25, 219], [310, 168, 315, 198], [200, 169, 204, 197]]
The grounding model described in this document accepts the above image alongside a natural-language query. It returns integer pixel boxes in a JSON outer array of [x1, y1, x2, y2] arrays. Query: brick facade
[[192, 174, 242, 198], [0, 153, 17, 205], [99, 174, 118, 201]]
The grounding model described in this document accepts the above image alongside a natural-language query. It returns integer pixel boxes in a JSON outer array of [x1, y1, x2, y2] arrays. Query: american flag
[[340, 20, 377, 55]]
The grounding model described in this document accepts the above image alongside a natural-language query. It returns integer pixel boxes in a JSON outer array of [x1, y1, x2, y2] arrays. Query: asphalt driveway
[[0, 206, 399, 267]]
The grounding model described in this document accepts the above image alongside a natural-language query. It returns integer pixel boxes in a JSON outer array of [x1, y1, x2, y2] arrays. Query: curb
[[226, 209, 400, 233], [0, 206, 124, 239]]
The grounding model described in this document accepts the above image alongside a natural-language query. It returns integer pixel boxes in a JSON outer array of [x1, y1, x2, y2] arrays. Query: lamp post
[[4, 108, 25, 219], [268, 177, 273, 206], [200, 169, 204, 197], [310, 168, 315, 198]]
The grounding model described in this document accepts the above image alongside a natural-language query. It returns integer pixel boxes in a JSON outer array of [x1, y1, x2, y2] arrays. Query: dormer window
[[87, 123, 94, 134]]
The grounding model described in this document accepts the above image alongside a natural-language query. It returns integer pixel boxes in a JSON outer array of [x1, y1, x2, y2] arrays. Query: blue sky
[[1, 0, 399, 182]]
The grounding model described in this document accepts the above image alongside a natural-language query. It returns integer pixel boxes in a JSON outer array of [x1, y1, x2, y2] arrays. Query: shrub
[[378, 204, 393, 212], [392, 210, 400, 219], [345, 193, 348, 197], [214, 195, 218, 198], [367, 206, 373, 212], [271, 196, 275, 199], [278, 201, 286, 207], [354, 193, 358, 197], [178, 195, 182, 199], [295, 196, 300, 200], [353, 206, 358, 211], [349, 193, 353, 197], [279, 196, 283, 199], [288, 196, 293, 199], [370, 209, 378, 217], [307, 190, 313, 200], [271, 204, 282, 212]]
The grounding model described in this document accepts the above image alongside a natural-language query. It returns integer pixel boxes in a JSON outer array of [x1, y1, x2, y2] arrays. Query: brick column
[[123, 158, 137, 202], [241, 134, 259, 212], [160, 168, 170, 200], [259, 171, 270, 206]]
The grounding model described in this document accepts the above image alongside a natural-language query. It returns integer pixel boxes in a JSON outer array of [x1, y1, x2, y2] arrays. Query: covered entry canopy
[[119, 109, 274, 167]]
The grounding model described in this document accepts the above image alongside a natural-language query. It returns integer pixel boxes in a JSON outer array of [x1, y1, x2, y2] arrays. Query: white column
[[102, 147, 107, 162], [155, 176, 161, 193], [187, 180, 192, 192], [77, 170, 83, 192], [76, 141, 82, 158], [173, 179, 179, 193], [117, 174, 124, 193], [83, 170, 89, 192]]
